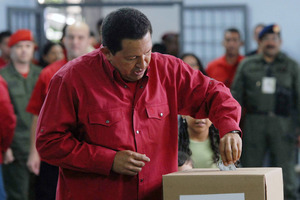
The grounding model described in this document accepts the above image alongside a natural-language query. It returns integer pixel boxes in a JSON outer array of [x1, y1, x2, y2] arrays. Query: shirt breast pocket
[[145, 104, 170, 141], [88, 110, 124, 148]]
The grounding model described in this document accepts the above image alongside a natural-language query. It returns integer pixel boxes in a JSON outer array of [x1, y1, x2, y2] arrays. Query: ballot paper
[[217, 160, 237, 171]]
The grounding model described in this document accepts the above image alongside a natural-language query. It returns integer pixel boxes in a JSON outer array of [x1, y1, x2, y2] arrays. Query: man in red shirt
[[36, 8, 242, 200], [0, 31, 11, 69], [26, 22, 91, 200], [206, 28, 244, 88], [0, 75, 16, 199]]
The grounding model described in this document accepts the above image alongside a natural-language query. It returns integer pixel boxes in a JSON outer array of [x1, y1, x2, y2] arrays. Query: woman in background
[[179, 53, 220, 168], [39, 41, 64, 67]]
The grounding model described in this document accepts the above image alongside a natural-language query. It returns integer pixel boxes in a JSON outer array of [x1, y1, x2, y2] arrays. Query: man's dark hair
[[102, 8, 152, 55], [0, 31, 12, 43], [224, 27, 241, 39]]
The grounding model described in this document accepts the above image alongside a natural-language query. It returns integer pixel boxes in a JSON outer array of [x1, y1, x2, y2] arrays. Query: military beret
[[258, 24, 281, 40], [8, 29, 34, 47]]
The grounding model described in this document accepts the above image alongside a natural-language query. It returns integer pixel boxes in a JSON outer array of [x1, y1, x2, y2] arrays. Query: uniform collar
[[7, 62, 34, 79], [258, 51, 286, 63]]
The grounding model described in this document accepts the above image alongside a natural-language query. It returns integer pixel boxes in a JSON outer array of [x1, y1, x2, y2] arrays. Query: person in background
[[180, 53, 205, 71], [178, 116, 220, 168], [38, 41, 64, 68], [0, 75, 16, 200], [26, 22, 91, 200], [231, 24, 299, 200], [35, 8, 242, 200], [206, 28, 244, 88], [0, 31, 11, 69], [246, 23, 265, 56], [162, 32, 179, 57], [152, 43, 166, 54], [0, 29, 41, 200], [178, 151, 193, 171], [89, 31, 98, 49], [94, 18, 104, 48], [179, 53, 220, 168]]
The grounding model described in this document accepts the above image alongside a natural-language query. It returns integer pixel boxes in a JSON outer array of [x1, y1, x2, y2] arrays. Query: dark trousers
[[3, 160, 32, 200], [241, 114, 299, 200], [35, 161, 59, 200]]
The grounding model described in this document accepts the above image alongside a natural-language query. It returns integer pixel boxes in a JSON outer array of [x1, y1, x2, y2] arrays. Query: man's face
[[0, 37, 11, 57], [63, 26, 90, 60], [10, 41, 34, 64], [259, 33, 281, 58], [223, 32, 242, 56], [102, 32, 152, 82]]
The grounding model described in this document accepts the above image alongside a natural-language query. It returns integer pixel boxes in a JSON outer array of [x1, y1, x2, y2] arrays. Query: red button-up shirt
[[0, 75, 16, 163], [26, 59, 68, 115], [206, 55, 244, 88], [36, 49, 241, 200]]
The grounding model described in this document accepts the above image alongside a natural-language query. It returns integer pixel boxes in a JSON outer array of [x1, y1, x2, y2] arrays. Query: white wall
[[184, 0, 300, 64], [0, 0, 37, 31], [2, 1, 299, 63]]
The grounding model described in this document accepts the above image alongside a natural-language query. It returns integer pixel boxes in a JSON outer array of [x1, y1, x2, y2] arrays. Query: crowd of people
[[0, 7, 298, 200]]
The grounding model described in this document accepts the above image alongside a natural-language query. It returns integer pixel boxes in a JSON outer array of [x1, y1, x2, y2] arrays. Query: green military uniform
[[231, 52, 300, 200], [0, 63, 41, 200]]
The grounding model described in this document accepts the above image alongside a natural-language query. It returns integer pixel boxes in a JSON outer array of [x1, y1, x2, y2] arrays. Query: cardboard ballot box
[[163, 168, 283, 200]]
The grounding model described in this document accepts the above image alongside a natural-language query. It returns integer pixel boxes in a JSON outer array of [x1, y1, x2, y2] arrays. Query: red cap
[[8, 29, 34, 47]]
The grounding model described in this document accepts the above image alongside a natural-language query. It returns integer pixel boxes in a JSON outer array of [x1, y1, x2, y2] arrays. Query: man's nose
[[136, 55, 148, 69]]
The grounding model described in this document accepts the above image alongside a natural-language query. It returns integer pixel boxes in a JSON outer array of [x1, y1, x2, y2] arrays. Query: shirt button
[[124, 85, 128, 88], [140, 85, 143, 89], [41, 129, 44, 132], [136, 130, 140, 134], [105, 120, 110, 124], [160, 113, 163, 117], [140, 179, 144, 182]]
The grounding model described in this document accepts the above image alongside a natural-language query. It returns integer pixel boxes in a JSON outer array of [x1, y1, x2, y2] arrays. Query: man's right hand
[[112, 150, 150, 176], [27, 148, 41, 175]]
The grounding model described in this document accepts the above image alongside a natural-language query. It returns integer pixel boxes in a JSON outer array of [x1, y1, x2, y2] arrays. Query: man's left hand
[[219, 132, 242, 166]]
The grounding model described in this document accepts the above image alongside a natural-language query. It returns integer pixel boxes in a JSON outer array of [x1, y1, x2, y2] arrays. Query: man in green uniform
[[231, 24, 300, 200], [0, 29, 41, 200]]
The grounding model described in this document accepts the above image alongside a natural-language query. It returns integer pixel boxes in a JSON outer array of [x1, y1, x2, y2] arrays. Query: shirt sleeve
[[36, 75, 116, 175], [177, 60, 242, 137], [0, 78, 16, 152], [26, 74, 48, 115]]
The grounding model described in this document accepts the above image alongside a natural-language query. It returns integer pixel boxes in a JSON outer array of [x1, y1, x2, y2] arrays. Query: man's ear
[[100, 46, 112, 61]]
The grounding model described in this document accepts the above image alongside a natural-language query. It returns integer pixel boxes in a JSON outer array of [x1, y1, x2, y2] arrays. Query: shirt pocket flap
[[89, 110, 122, 127], [146, 104, 170, 120]]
